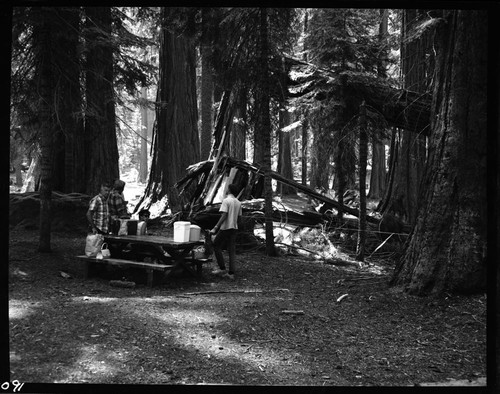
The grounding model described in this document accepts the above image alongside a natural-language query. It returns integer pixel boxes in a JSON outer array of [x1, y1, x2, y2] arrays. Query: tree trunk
[[138, 7, 199, 214], [230, 87, 247, 160], [14, 163, 23, 187], [139, 87, 149, 183], [368, 9, 388, 200], [39, 124, 53, 252], [10, 136, 24, 187], [310, 122, 331, 192], [278, 109, 296, 195], [335, 128, 345, 223], [256, 8, 276, 256], [49, 7, 81, 193], [377, 127, 398, 213], [301, 112, 309, 186], [301, 11, 309, 187], [32, 8, 55, 252], [200, 8, 214, 161], [391, 10, 487, 295], [390, 130, 425, 222], [334, 75, 349, 222], [29, 7, 84, 194], [84, 7, 119, 194], [385, 9, 431, 224], [368, 137, 386, 199], [21, 151, 41, 193], [356, 101, 367, 261]]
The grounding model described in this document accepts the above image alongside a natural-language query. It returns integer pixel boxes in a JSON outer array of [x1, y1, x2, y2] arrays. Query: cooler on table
[[174, 221, 191, 242]]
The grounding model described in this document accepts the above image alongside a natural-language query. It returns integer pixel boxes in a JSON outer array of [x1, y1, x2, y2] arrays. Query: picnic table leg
[[83, 260, 90, 279], [165, 249, 198, 278], [196, 261, 203, 278], [82, 259, 96, 279], [146, 268, 154, 287]]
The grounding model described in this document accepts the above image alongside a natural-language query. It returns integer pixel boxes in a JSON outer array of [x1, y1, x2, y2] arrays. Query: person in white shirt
[[210, 184, 242, 280]]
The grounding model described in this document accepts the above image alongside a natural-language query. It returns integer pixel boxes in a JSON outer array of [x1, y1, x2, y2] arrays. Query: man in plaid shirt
[[109, 179, 130, 220], [86, 182, 112, 234]]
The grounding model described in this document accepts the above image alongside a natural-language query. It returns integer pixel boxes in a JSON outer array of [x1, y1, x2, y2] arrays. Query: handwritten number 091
[[1, 381, 25, 392]]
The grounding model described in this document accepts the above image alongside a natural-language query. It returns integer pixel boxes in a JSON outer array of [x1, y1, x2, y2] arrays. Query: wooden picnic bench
[[77, 234, 212, 287], [76, 255, 174, 287]]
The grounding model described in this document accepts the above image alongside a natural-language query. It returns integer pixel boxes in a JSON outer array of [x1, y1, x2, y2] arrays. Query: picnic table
[[77, 234, 210, 287]]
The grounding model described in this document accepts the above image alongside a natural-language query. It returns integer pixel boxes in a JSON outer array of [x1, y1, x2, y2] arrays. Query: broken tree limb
[[324, 258, 361, 268], [281, 310, 305, 315], [177, 288, 292, 297], [368, 233, 394, 258], [274, 242, 323, 257], [336, 294, 349, 303], [179, 289, 263, 296], [275, 241, 360, 267], [342, 276, 387, 282]]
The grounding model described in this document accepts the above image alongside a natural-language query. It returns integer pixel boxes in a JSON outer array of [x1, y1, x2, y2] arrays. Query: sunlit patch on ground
[[9, 300, 38, 320], [54, 345, 121, 383], [134, 297, 313, 382]]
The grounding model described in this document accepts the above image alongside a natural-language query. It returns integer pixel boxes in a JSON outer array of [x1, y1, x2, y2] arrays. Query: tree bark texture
[[139, 87, 149, 183], [391, 10, 487, 295], [209, 90, 234, 160], [334, 75, 350, 222], [230, 87, 247, 160], [368, 137, 386, 199], [277, 109, 296, 195], [53, 7, 85, 194], [200, 9, 214, 161], [301, 11, 309, 186], [377, 128, 398, 213], [301, 112, 309, 186], [310, 121, 331, 192], [356, 102, 368, 261], [21, 151, 41, 193], [140, 8, 200, 213], [335, 128, 345, 223], [257, 8, 276, 256], [388, 9, 431, 224], [10, 136, 24, 187], [32, 8, 55, 252], [84, 7, 119, 194], [368, 8, 388, 199]]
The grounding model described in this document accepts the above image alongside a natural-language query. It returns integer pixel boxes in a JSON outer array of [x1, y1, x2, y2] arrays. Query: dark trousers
[[89, 226, 107, 235], [213, 229, 237, 273]]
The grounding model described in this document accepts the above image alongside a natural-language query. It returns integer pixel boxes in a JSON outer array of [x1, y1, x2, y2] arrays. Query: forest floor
[[9, 225, 487, 388]]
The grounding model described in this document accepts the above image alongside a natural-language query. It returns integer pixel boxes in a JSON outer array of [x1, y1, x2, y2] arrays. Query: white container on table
[[189, 225, 201, 242], [137, 221, 147, 235], [174, 221, 191, 242]]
